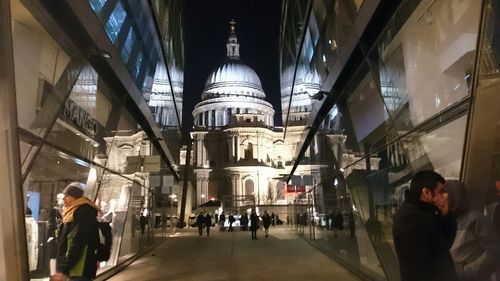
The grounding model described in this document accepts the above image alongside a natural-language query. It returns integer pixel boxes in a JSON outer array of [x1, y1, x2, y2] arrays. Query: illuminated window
[[104, 1, 127, 44], [88, 0, 107, 13]]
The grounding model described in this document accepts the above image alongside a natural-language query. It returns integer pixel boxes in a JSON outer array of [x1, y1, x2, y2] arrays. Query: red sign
[[296, 185, 306, 193], [286, 185, 306, 193]]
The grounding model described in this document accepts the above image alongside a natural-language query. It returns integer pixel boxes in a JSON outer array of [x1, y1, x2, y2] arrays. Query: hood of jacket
[[444, 180, 469, 217]]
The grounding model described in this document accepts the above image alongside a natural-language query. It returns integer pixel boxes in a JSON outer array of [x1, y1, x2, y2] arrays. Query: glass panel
[[370, 0, 482, 132], [89, 0, 107, 13], [280, 0, 312, 126], [95, 172, 134, 270], [121, 27, 135, 63], [23, 145, 99, 279], [43, 64, 119, 164], [463, 0, 500, 213], [104, 1, 127, 44], [11, 3, 72, 140], [401, 114, 468, 179]]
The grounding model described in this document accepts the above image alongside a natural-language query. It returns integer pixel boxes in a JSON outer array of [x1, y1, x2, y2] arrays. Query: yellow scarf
[[63, 197, 100, 223]]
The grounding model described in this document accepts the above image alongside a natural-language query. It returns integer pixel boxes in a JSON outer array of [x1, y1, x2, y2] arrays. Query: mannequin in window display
[[25, 207, 39, 271], [101, 199, 117, 225]]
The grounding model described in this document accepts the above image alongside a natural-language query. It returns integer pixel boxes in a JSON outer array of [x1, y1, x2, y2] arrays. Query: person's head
[[62, 182, 83, 206], [408, 170, 445, 204], [444, 180, 469, 216]]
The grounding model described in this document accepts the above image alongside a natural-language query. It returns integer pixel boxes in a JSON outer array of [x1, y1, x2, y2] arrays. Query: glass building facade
[[0, 0, 183, 280], [281, 0, 500, 280]]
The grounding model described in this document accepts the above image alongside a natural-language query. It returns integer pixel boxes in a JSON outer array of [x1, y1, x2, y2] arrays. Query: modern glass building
[[0, 0, 183, 280], [280, 0, 500, 280]]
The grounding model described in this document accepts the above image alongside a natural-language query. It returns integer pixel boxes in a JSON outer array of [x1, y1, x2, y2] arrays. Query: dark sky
[[182, 0, 283, 142]]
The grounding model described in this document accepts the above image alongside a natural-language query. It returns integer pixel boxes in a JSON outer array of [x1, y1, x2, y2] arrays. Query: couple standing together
[[393, 170, 500, 281]]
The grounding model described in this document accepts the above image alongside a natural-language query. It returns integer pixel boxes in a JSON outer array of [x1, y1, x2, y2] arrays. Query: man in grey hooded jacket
[[445, 180, 500, 281]]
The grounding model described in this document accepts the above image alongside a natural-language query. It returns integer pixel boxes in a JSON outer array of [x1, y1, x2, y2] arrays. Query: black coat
[[57, 204, 99, 278], [262, 214, 271, 228], [393, 199, 459, 281]]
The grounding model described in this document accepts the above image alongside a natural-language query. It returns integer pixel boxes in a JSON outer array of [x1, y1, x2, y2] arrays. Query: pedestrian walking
[[240, 213, 248, 231], [219, 212, 226, 232], [196, 212, 205, 236], [205, 213, 212, 236], [51, 183, 100, 281], [392, 170, 459, 281], [348, 210, 355, 238], [250, 210, 259, 240], [228, 213, 235, 232], [262, 211, 271, 238]]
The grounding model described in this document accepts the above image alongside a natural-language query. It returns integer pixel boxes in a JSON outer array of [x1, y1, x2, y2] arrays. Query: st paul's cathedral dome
[[193, 21, 274, 128]]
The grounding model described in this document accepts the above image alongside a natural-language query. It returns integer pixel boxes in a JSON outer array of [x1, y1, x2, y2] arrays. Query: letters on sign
[[63, 99, 99, 137]]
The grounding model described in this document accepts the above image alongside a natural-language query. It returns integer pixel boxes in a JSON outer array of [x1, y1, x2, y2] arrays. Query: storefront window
[[22, 144, 99, 278]]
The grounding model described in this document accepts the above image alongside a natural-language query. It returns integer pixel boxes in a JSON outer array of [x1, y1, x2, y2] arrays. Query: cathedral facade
[[190, 22, 327, 209]]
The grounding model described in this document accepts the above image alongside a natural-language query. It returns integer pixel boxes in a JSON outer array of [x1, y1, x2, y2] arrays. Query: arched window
[[245, 180, 254, 196], [267, 182, 274, 202], [276, 181, 285, 200], [244, 143, 253, 159], [208, 180, 217, 200]]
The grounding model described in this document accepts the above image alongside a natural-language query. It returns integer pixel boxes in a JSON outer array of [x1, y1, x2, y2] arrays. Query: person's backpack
[[96, 221, 112, 261]]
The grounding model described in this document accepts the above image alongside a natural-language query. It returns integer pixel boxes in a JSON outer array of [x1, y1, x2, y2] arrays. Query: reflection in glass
[[22, 144, 96, 279], [121, 27, 136, 63], [89, 0, 107, 13], [401, 114, 467, 179], [104, 1, 127, 44], [372, 0, 482, 131]]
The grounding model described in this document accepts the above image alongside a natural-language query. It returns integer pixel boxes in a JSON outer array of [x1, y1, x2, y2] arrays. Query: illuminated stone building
[[190, 22, 330, 209]]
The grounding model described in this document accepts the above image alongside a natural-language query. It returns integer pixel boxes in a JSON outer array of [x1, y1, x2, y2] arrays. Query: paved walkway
[[107, 226, 360, 281]]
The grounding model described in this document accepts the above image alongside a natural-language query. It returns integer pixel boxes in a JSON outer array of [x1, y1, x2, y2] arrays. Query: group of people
[[217, 212, 236, 232], [393, 170, 500, 281], [195, 209, 275, 240], [196, 212, 213, 236]]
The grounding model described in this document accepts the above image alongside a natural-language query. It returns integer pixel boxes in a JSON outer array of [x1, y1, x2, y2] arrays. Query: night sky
[[182, 0, 283, 142]]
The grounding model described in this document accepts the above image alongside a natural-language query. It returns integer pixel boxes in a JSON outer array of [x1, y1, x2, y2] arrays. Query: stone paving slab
[[107, 226, 361, 281]]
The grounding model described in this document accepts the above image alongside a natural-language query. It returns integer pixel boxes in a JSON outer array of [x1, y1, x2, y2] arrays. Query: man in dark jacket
[[393, 170, 459, 281], [196, 212, 205, 236], [52, 182, 100, 281]]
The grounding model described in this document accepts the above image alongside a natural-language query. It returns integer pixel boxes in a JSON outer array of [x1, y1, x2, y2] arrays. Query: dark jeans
[[198, 225, 203, 236], [206, 226, 210, 236]]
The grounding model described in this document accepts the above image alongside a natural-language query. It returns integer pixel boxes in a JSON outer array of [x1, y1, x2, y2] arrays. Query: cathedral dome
[[202, 60, 265, 100], [193, 21, 275, 129]]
